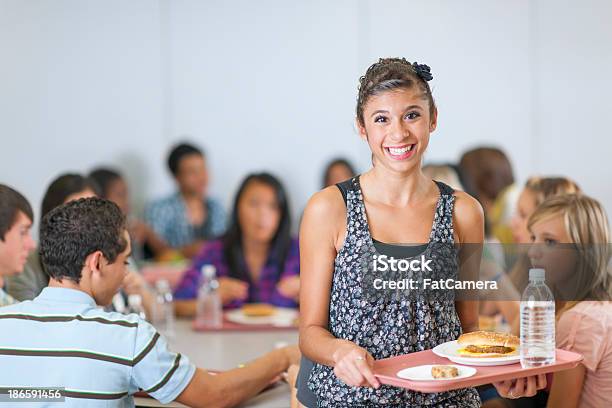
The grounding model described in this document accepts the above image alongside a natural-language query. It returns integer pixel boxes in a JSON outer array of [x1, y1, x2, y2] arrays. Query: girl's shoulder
[[448, 189, 484, 244], [557, 302, 612, 371], [304, 185, 347, 221], [451, 189, 483, 214], [557, 302, 612, 343], [560, 301, 612, 321]]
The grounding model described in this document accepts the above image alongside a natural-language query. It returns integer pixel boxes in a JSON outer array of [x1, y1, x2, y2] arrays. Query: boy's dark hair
[[167, 143, 204, 176], [39, 197, 127, 284], [0, 184, 33, 241], [41, 174, 101, 222], [89, 167, 122, 198]]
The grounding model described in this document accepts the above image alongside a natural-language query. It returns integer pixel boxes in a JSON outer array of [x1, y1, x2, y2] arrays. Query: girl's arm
[[453, 191, 485, 333], [298, 187, 379, 388], [546, 365, 586, 408]]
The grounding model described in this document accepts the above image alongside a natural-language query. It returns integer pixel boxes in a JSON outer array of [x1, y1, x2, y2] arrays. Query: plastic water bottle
[[195, 265, 222, 328], [127, 294, 147, 320], [520, 268, 556, 368], [152, 279, 175, 338]]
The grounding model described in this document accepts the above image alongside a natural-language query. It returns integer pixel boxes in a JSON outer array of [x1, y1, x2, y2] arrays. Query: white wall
[[1, 0, 611, 229], [0, 0, 168, 221], [166, 0, 365, 216], [533, 0, 612, 207]]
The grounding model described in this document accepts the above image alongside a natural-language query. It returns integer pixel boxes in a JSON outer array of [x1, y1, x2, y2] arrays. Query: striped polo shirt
[[0, 287, 195, 407]]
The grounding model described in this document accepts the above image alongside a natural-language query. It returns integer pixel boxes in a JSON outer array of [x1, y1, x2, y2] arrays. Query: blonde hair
[[525, 177, 581, 207], [509, 177, 582, 291], [528, 194, 612, 313]]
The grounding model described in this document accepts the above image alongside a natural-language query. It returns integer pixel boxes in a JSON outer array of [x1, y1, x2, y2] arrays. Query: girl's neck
[[242, 237, 270, 256], [361, 165, 432, 206]]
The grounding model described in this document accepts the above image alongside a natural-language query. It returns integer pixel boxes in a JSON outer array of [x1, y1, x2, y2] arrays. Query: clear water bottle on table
[[520, 268, 556, 368], [153, 279, 176, 338], [195, 265, 222, 328]]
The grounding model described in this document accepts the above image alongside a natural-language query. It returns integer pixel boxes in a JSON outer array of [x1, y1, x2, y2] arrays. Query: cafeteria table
[[135, 319, 299, 408]]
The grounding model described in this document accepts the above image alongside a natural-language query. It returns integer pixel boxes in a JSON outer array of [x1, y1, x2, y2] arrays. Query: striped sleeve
[[131, 320, 196, 404]]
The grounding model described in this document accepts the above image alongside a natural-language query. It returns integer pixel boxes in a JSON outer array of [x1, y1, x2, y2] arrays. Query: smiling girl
[[297, 58, 484, 407]]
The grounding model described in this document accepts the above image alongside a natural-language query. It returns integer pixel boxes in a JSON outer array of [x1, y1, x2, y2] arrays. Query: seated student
[[0, 185, 36, 306], [481, 177, 581, 334], [89, 167, 174, 261], [5, 174, 152, 315], [4, 174, 98, 301], [321, 158, 356, 188], [490, 194, 612, 408], [174, 173, 299, 316], [0, 197, 299, 407], [145, 143, 226, 258]]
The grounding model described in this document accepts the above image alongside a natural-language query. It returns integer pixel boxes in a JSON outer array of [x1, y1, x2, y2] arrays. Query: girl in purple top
[[174, 173, 300, 311]]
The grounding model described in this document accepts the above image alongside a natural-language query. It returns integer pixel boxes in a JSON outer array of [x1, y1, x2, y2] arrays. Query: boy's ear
[[84, 251, 104, 278]]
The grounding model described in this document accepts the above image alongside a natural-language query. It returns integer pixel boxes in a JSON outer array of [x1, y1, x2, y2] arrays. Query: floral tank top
[[307, 176, 481, 407]]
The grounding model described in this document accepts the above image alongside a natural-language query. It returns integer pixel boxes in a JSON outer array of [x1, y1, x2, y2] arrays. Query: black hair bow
[[412, 62, 433, 82]]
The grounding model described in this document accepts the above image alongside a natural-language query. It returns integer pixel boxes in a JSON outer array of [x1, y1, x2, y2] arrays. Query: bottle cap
[[529, 268, 546, 281], [201, 265, 217, 279]]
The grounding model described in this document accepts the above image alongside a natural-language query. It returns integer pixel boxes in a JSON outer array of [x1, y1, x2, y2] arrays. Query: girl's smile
[[358, 88, 435, 172], [384, 143, 416, 160]]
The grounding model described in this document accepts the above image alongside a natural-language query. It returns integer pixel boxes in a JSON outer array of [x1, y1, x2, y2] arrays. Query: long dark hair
[[223, 173, 292, 281], [41, 174, 100, 225]]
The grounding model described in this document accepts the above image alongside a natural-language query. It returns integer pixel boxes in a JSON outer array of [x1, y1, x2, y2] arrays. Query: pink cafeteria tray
[[374, 349, 583, 393]]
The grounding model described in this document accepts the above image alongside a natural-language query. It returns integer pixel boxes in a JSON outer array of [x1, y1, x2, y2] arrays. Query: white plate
[[397, 364, 477, 381], [225, 307, 298, 326], [432, 340, 520, 366]]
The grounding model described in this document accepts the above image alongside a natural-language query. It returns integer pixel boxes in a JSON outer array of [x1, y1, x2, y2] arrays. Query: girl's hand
[[332, 340, 380, 389], [493, 374, 546, 399], [218, 277, 249, 304], [276, 276, 300, 300]]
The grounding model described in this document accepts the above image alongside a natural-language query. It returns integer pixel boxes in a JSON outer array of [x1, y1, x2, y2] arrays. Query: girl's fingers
[[334, 363, 362, 386], [345, 360, 366, 386], [524, 376, 538, 397], [492, 380, 512, 396], [357, 355, 380, 388], [512, 378, 526, 397], [536, 374, 547, 389]]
